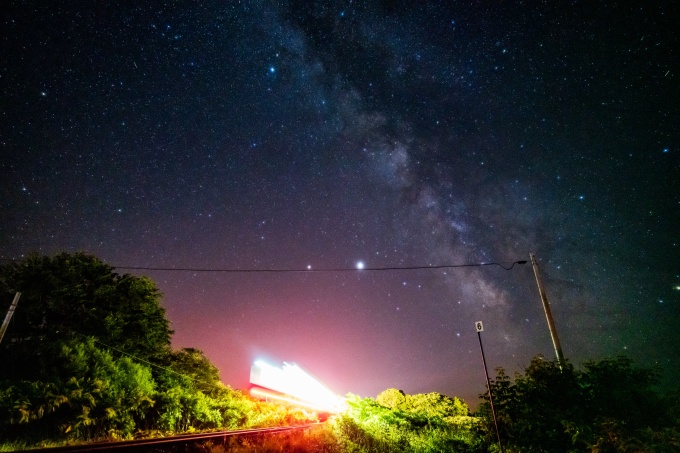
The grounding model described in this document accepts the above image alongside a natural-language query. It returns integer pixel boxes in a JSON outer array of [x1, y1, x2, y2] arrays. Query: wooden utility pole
[[530, 253, 565, 368], [0, 292, 21, 346]]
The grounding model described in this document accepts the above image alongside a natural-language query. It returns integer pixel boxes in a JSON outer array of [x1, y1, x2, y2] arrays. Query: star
[[1, 0, 675, 409]]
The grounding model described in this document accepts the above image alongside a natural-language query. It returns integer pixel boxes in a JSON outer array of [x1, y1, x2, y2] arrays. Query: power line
[[117, 261, 529, 272], [0, 258, 528, 273]]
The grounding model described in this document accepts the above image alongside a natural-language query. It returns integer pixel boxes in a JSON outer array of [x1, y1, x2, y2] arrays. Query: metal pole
[[530, 253, 565, 369], [0, 292, 21, 346], [475, 321, 503, 453]]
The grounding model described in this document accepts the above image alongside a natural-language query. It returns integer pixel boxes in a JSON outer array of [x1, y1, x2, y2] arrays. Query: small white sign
[[475, 321, 484, 332]]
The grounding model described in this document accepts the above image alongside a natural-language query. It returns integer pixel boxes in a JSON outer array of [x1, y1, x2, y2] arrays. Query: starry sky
[[1, 1, 678, 406]]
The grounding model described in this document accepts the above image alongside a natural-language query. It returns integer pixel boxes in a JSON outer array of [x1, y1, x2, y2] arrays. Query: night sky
[[1, 1, 678, 406]]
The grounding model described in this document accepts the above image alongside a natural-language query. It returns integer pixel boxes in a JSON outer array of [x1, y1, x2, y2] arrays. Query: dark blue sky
[[1, 1, 678, 405]]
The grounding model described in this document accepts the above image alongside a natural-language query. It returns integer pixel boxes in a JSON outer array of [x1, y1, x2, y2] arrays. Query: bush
[[477, 355, 680, 452]]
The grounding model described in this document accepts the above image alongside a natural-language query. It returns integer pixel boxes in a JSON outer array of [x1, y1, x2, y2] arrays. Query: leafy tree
[[408, 392, 469, 420], [477, 355, 679, 452], [376, 388, 407, 410], [152, 384, 223, 433], [582, 356, 663, 430], [478, 357, 584, 451], [0, 253, 172, 380], [514, 357, 583, 451], [54, 338, 156, 439], [377, 388, 468, 421], [0, 253, 323, 446], [340, 392, 478, 453], [0, 338, 156, 441], [164, 348, 222, 395]]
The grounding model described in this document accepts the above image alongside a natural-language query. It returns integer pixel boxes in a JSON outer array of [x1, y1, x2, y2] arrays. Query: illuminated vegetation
[[0, 253, 315, 448], [330, 393, 481, 452], [1, 253, 678, 452]]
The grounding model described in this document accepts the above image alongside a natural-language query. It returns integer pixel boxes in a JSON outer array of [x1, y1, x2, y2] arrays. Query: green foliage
[[0, 338, 156, 441], [377, 388, 468, 422], [376, 388, 407, 410], [582, 356, 664, 431], [408, 392, 469, 420], [163, 348, 223, 395], [0, 253, 318, 449], [4, 253, 678, 453], [0, 253, 172, 381], [477, 355, 680, 452], [376, 388, 470, 431], [152, 384, 223, 432], [332, 393, 480, 453]]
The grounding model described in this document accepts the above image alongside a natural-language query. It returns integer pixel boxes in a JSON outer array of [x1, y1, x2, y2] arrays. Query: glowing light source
[[356, 261, 365, 270], [250, 360, 346, 413]]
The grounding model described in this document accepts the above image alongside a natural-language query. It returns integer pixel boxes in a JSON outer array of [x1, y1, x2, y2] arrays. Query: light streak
[[250, 360, 346, 413], [250, 387, 339, 413]]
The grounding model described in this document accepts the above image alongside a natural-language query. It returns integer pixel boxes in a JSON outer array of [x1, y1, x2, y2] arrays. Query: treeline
[[314, 359, 679, 453], [2, 253, 678, 452], [0, 253, 314, 447], [476, 356, 680, 452], [332, 390, 481, 452], [213, 391, 481, 453]]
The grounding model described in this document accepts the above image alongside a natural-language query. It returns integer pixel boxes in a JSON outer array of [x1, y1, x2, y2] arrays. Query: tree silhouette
[[478, 355, 677, 452]]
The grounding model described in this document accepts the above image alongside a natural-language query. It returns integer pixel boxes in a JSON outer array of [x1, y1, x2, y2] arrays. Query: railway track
[[14, 424, 316, 452]]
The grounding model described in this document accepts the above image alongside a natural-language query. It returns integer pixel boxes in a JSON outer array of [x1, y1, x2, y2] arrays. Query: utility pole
[[530, 253, 565, 368], [0, 292, 21, 346], [475, 321, 503, 453]]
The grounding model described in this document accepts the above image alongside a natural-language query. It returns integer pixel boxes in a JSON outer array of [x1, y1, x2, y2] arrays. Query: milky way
[[1, 1, 678, 405]]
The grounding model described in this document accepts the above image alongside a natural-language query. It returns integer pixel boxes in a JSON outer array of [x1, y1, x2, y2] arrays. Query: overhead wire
[[0, 258, 528, 272]]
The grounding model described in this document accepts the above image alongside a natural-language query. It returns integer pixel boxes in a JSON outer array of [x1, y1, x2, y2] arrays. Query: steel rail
[[13, 424, 316, 452]]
